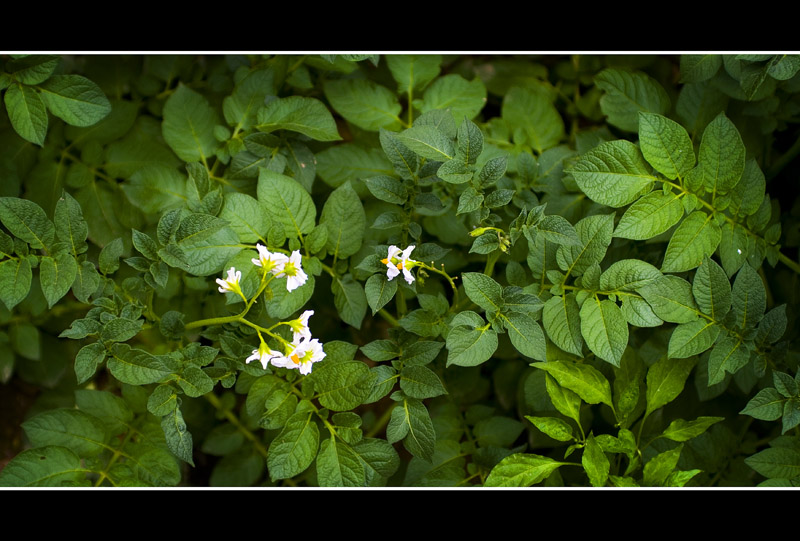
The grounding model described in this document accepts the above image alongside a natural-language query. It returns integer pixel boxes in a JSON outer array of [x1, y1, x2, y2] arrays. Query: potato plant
[[0, 53, 799, 487]]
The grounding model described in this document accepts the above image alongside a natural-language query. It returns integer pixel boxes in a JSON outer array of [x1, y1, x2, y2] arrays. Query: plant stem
[[365, 402, 398, 438], [204, 393, 268, 459]]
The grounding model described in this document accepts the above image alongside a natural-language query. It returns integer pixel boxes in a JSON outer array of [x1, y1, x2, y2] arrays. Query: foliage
[[1, 53, 799, 487]]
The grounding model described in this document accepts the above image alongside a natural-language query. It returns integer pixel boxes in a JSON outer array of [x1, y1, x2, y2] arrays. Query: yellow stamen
[[396, 262, 403, 270], [381, 258, 389, 264], [291, 353, 300, 365]]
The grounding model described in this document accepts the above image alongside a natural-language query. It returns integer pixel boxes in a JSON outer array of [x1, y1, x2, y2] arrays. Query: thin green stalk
[[365, 401, 398, 439], [204, 393, 268, 459]]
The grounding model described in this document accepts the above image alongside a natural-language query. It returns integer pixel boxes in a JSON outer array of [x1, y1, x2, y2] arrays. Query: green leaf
[[668, 319, 720, 359], [23, 409, 108, 458], [161, 406, 195, 466], [320, 181, 365, 259], [418, 74, 486, 124], [502, 311, 547, 361], [365, 273, 397, 315], [445, 325, 498, 367], [745, 447, 800, 480], [74, 342, 107, 385], [0, 257, 32, 310], [556, 214, 615, 277], [38, 74, 111, 127], [101, 317, 143, 343], [161, 84, 220, 163], [570, 140, 654, 207], [316, 438, 365, 487], [72, 260, 101, 303], [401, 340, 444, 366], [462, 272, 503, 313], [386, 55, 442, 93], [502, 86, 564, 153], [661, 417, 724, 442], [599, 259, 662, 292], [256, 96, 341, 141], [708, 335, 749, 385], [353, 438, 400, 485], [484, 453, 569, 487], [324, 79, 402, 131], [680, 55, 722, 83], [54, 191, 88, 256], [0, 197, 55, 249], [219, 193, 270, 244], [542, 294, 584, 357], [332, 274, 367, 330], [4, 83, 48, 145], [257, 170, 316, 239], [0, 446, 86, 487], [544, 374, 583, 427], [386, 397, 436, 462], [661, 211, 721, 273], [595, 69, 670, 131], [638, 112, 695, 180], [614, 190, 684, 241], [692, 256, 731, 319], [582, 434, 610, 487], [645, 356, 696, 417], [698, 112, 745, 197], [364, 175, 408, 205], [177, 366, 214, 398], [379, 129, 418, 180], [39, 253, 78, 309], [121, 165, 187, 214], [106, 343, 176, 385], [222, 67, 276, 131], [396, 125, 454, 162], [580, 296, 628, 367], [757, 305, 788, 346], [643, 445, 682, 486], [536, 215, 581, 247], [455, 117, 484, 164], [5, 55, 60, 85], [533, 360, 614, 409], [525, 416, 574, 442], [731, 263, 766, 331], [400, 365, 446, 399], [147, 384, 179, 417], [638, 275, 699, 324], [312, 361, 374, 411]]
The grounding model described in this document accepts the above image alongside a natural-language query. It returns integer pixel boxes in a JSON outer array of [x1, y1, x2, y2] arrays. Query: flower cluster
[[252, 244, 308, 292], [245, 310, 326, 375], [382, 245, 417, 284]]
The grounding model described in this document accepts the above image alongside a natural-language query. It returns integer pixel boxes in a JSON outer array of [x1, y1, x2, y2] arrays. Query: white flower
[[382, 245, 417, 285], [274, 250, 308, 292], [252, 243, 289, 274], [286, 337, 326, 375], [246, 341, 282, 370], [216, 267, 243, 294], [288, 310, 314, 342]]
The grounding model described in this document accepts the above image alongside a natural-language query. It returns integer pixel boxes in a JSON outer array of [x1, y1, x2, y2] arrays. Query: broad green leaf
[[4, 83, 48, 145], [445, 325, 498, 367], [266, 274, 315, 320], [257, 170, 316, 238], [484, 453, 569, 487], [353, 438, 400, 485], [661, 211, 721, 273], [324, 79, 402, 131], [542, 294, 584, 357], [0, 446, 86, 487], [668, 320, 719, 359], [620, 296, 663, 327], [364, 176, 407, 205], [365, 273, 397, 315], [39, 253, 78, 308], [74, 342, 107, 385], [219, 193, 270, 244], [580, 296, 628, 367], [595, 69, 670, 131], [767, 54, 800, 80], [731, 263, 766, 331], [256, 96, 341, 141], [401, 341, 445, 367], [708, 335, 749, 385], [316, 144, 393, 189], [396, 125, 454, 161], [418, 74, 487, 125], [502, 312, 547, 361], [639, 275, 699, 324], [645, 356, 696, 417], [332, 274, 367, 329], [698, 112, 745, 198], [455, 117, 483, 164], [533, 360, 614, 409], [662, 416, 724, 442], [537, 215, 581, 247], [582, 434, 610, 487], [268, 410, 320, 480], [101, 317, 143, 343], [379, 129, 418, 180], [638, 112, 695, 180], [643, 445, 682, 486], [614, 190, 684, 241], [556, 214, 615, 277], [462, 272, 503, 313], [312, 361, 374, 411], [386, 55, 442, 93], [386, 397, 436, 462], [680, 55, 722, 83], [728, 159, 766, 218], [121, 165, 187, 214], [38, 74, 111, 127], [161, 406, 195, 466], [757, 305, 788, 346], [54, 191, 88, 256], [177, 366, 214, 398], [0, 257, 32, 310], [719, 221, 750, 277], [0, 197, 55, 249], [570, 140, 654, 207], [599, 259, 662, 292], [744, 447, 800, 480], [23, 409, 108, 458], [502, 86, 564, 153], [400, 365, 447, 399], [316, 438, 365, 487], [544, 373, 583, 427], [106, 344, 176, 385], [147, 384, 179, 417], [526, 416, 574, 442], [222, 67, 276, 131], [692, 256, 732, 319], [320, 182, 365, 259], [5, 55, 59, 85], [162, 84, 219, 163]]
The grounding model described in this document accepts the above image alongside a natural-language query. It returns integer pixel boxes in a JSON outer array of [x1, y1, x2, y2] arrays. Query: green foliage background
[[0, 53, 799, 487]]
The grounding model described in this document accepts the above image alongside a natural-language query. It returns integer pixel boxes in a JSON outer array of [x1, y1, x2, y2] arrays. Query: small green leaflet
[[580, 296, 628, 367], [637, 112, 695, 180], [161, 84, 219, 163], [614, 190, 684, 241], [485, 453, 570, 487], [570, 140, 654, 208], [661, 211, 721, 273], [256, 96, 341, 141]]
